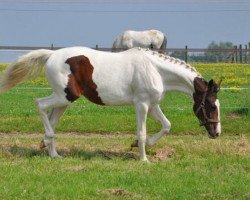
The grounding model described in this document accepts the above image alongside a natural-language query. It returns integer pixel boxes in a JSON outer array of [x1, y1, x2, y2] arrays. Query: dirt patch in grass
[[152, 146, 175, 161], [98, 188, 141, 199], [64, 165, 88, 172], [106, 188, 133, 197], [96, 149, 138, 160], [225, 112, 242, 119]]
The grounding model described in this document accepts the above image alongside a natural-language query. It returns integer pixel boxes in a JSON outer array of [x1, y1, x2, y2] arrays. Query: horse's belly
[[97, 88, 133, 105], [93, 72, 134, 105]]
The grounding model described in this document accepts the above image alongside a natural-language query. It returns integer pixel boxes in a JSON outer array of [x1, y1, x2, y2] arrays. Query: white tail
[[0, 49, 53, 93]]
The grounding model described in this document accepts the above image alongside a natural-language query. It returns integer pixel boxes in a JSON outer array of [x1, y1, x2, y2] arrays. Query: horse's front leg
[[147, 104, 171, 146], [134, 101, 149, 162]]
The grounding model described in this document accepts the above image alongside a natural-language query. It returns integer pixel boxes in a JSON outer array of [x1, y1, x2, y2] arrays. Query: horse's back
[[114, 30, 166, 49], [45, 47, 149, 105]]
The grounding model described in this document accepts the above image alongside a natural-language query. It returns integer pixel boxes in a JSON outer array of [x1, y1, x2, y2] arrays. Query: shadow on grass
[[1, 144, 138, 160], [62, 148, 138, 160]]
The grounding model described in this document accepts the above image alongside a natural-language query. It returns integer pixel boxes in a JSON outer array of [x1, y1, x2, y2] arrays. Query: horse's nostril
[[212, 133, 219, 138], [208, 132, 219, 139], [214, 132, 220, 137]]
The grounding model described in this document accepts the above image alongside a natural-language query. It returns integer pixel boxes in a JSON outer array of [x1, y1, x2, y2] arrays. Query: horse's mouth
[[208, 132, 219, 139]]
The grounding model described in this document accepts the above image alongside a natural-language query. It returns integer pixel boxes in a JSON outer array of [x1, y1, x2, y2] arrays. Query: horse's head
[[193, 77, 222, 138]]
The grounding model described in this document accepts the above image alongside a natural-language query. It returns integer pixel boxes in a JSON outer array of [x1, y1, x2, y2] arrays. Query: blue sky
[[0, 0, 250, 61]]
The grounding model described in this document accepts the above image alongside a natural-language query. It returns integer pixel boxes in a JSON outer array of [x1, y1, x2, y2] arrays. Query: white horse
[[112, 30, 167, 51], [0, 47, 221, 162]]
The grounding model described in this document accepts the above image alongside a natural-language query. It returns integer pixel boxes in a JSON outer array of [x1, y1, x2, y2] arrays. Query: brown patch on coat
[[65, 55, 104, 105]]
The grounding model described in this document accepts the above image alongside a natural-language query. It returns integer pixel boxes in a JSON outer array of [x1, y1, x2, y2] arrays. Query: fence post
[[231, 47, 235, 63], [239, 44, 242, 63], [184, 45, 188, 63], [245, 45, 248, 63], [248, 42, 250, 63], [234, 46, 238, 63]]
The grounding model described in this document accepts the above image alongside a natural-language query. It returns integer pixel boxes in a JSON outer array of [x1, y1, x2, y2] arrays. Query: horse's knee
[[35, 98, 48, 111], [138, 133, 147, 144], [35, 99, 42, 110]]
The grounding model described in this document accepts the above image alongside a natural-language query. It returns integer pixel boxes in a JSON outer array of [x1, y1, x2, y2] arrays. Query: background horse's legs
[[135, 102, 149, 162], [147, 104, 171, 146], [36, 94, 70, 157]]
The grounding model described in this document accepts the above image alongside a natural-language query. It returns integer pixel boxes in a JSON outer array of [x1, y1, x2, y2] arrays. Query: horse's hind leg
[[42, 106, 67, 156], [36, 94, 70, 157], [146, 104, 171, 146], [49, 106, 67, 131]]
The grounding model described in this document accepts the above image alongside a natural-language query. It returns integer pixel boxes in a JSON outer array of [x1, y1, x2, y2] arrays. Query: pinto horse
[[112, 29, 167, 51], [0, 47, 221, 162]]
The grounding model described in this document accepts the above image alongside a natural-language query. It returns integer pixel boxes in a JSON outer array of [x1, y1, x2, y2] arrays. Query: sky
[[0, 0, 250, 62]]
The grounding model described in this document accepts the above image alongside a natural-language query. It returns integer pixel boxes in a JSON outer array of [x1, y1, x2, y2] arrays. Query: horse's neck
[[163, 71, 197, 96], [149, 54, 199, 96]]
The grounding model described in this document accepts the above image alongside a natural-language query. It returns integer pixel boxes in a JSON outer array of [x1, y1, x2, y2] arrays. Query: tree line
[[171, 41, 250, 63]]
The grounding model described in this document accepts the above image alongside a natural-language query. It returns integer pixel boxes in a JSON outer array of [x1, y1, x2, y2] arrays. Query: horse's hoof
[[131, 140, 139, 148], [40, 140, 47, 149], [141, 158, 150, 163], [51, 154, 62, 159]]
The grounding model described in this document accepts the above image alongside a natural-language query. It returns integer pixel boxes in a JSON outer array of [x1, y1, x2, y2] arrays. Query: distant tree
[[170, 50, 186, 60], [204, 41, 234, 62], [171, 41, 234, 62]]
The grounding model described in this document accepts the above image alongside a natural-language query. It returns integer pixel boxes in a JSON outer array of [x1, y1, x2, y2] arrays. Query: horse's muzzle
[[208, 132, 219, 139]]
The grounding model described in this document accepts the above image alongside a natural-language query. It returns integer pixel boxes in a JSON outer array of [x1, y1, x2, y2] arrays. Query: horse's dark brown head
[[193, 77, 221, 138]]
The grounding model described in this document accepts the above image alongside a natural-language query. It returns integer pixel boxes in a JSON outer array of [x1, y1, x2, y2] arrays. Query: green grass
[[0, 134, 249, 200], [0, 63, 249, 199]]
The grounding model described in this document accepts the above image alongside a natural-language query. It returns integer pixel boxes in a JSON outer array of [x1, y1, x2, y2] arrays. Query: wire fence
[[1, 44, 250, 63]]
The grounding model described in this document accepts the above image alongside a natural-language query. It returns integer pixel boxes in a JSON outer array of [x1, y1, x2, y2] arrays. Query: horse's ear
[[208, 79, 214, 87], [208, 79, 221, 93], [217, 79, 222, 88], [215, 79, 222, 93]]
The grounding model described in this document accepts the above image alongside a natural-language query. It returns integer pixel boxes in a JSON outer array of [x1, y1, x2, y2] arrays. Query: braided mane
[[136, 47, 201, 77]]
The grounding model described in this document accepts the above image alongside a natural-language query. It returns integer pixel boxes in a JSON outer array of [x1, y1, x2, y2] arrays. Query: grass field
[[0, 62, 249, 199], [0, 134, 249, 200]]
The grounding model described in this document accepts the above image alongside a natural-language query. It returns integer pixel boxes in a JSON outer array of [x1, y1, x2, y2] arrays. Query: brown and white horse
[[112, 29, 167, 51], [0, 47, 221, 162]]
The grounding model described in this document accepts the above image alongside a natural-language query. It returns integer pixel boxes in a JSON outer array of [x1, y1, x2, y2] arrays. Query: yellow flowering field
[[193, 63, 250, 88], [0, 63, 7, 72]]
